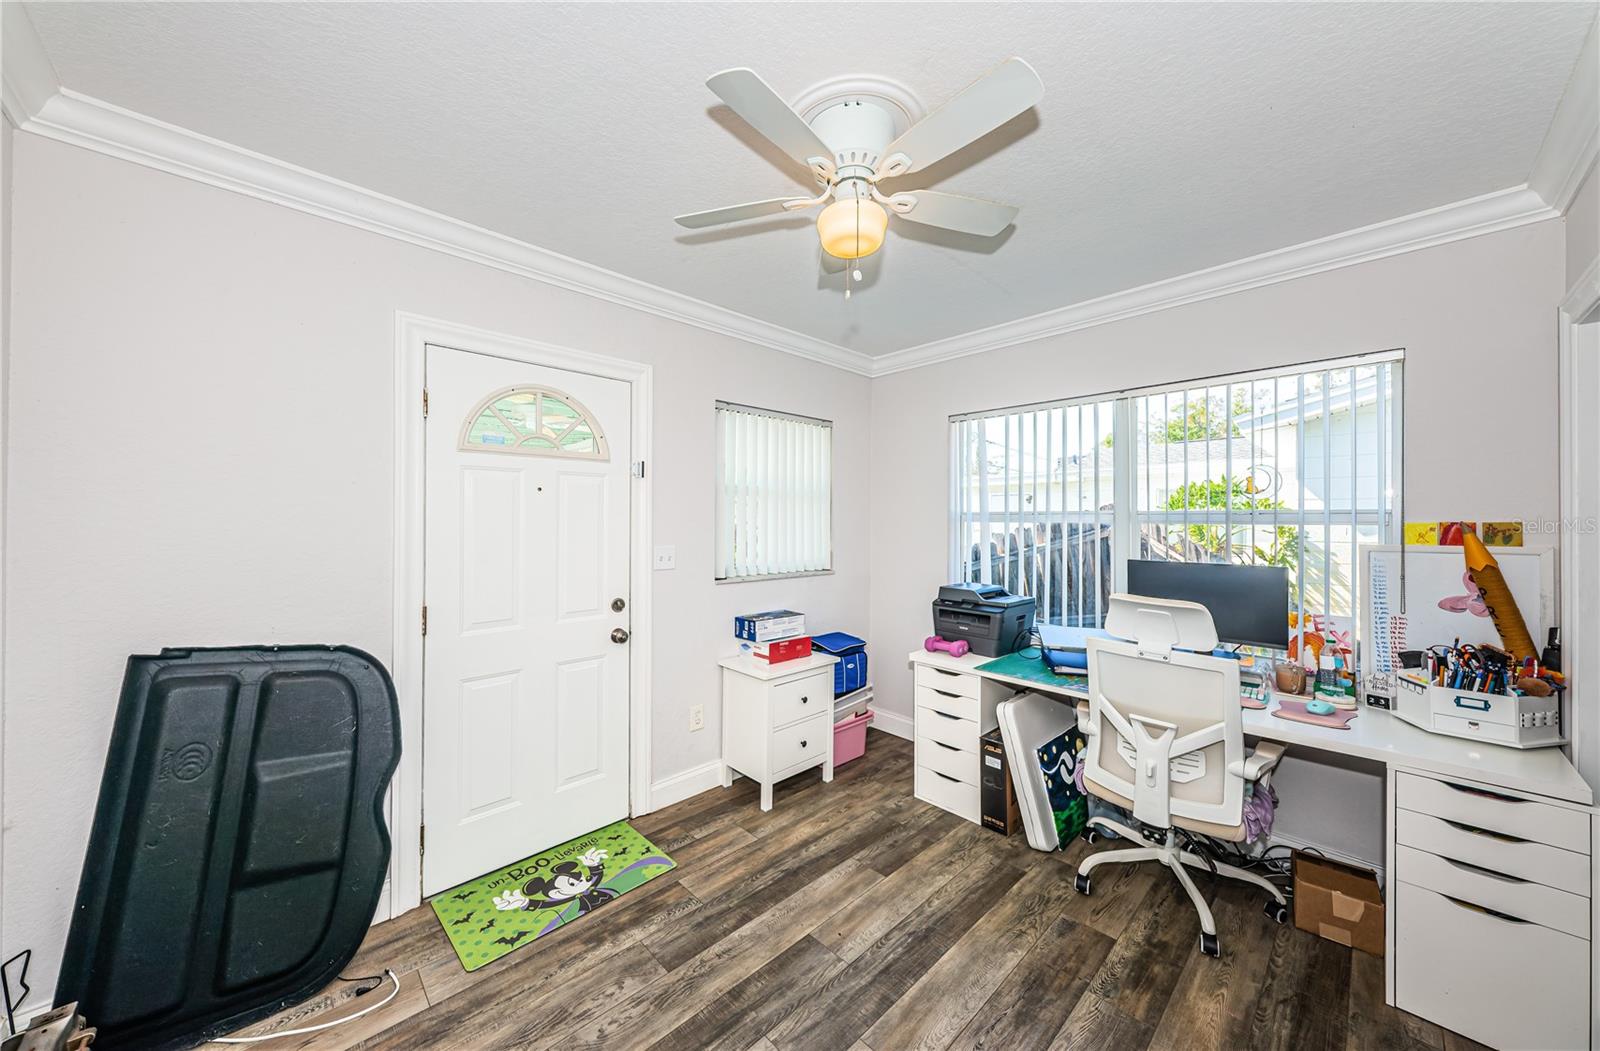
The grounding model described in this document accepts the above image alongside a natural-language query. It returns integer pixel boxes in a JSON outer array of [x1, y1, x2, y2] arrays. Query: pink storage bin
[[833, 710, 874, 767]]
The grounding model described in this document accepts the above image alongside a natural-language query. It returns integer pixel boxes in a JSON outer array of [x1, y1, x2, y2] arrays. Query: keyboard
[[1240, 680, 1268, 708]]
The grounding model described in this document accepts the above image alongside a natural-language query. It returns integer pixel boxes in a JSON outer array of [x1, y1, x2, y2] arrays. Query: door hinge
[[421, 605, 428, 636], [632, 460, 645, 479], [419, 825, 425, 856], [422, 389, 429, 418]]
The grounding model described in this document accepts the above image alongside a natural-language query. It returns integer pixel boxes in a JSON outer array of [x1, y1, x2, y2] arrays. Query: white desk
[[912, 647, 1594, 805], [909, 647, 1598, 1048]]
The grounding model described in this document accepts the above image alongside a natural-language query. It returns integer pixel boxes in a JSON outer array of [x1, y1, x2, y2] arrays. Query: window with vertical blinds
[[950, 353, 1402, 643], [716, 402, 832, 581]]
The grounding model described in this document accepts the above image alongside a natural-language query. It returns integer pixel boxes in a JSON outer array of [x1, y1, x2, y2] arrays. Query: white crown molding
[[869, 185, 1558, 376], [3, 20, 1579, 382], [1, 1, 59, 126], [12, 86, 877, 376], [1529, 13, 1599, 214]]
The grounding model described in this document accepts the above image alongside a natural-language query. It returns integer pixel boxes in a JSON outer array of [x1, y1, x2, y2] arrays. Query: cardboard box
[[1293, 851, 1385, 956], [979, 728, 1022, 836]]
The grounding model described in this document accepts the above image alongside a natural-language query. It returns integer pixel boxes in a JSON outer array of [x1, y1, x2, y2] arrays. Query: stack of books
[[734, 609, 810, 665]]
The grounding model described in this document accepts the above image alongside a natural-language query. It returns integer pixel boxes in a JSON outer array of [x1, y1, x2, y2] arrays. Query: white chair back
[[1083, 593, 1245, 829]]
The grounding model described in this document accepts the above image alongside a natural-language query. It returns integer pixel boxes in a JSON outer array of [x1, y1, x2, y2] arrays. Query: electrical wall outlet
[[653, 545, 676, 571], [688, 704, 705, 732]]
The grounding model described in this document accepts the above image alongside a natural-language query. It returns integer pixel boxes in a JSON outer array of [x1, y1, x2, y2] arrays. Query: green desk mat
[[975, 650, 1088, 694]]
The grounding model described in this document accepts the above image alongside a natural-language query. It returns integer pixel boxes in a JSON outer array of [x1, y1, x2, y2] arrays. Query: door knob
[[611, 628, 630, 644]]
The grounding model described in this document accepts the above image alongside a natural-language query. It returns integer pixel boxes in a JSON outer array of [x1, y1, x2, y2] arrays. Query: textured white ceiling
[[22, 2, 1596, 355]]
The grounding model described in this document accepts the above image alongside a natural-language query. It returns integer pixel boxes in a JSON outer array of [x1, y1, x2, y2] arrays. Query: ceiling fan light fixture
[[817, 198, 888, 260]]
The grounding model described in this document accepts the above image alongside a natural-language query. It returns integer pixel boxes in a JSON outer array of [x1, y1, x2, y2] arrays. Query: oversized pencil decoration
[[1462, 529, 1538, 662]]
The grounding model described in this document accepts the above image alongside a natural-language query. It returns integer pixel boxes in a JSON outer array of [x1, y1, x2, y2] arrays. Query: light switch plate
[[653, 545, 676, 571]]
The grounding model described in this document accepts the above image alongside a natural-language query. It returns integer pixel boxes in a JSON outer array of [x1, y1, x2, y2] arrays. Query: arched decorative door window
[[459, 385, 609, 460]]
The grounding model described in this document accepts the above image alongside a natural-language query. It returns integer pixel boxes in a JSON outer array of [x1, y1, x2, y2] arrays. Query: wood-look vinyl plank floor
[[232, 731, 1465, 1051]]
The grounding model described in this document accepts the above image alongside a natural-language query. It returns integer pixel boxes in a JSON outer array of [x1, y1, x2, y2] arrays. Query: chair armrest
[[1075, 700, 1096, 736], [1227, 740, 1286, 783]]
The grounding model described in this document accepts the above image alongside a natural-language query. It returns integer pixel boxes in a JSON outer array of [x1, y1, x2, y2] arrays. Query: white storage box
[[1395, 672, 1565, 749], [833, 683, 873, 723], [733, 609, 806, 644]]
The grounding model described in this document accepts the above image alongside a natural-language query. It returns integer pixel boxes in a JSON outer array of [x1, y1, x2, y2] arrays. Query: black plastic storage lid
[[54, 646, 401, 1050]]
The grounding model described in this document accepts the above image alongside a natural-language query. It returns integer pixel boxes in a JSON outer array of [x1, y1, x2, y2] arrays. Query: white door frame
[[1559, 256, 1600, 778], [388, 311, 655, 919], [1556, 254, 1600, 1051]]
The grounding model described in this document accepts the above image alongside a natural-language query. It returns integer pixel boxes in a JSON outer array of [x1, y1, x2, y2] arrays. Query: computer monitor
[[1125, 559, 1290, 650]]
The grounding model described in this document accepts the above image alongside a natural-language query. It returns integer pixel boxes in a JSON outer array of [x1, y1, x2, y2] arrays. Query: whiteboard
[[1360, 543, 1555, 690]]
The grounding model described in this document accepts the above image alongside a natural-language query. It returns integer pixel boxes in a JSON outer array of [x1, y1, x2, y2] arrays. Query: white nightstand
[[718, 652, 839, 811]]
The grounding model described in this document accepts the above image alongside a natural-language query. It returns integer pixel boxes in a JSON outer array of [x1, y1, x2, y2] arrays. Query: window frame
[[948, 350, 1404, 638], [714, 400, 835, 584]]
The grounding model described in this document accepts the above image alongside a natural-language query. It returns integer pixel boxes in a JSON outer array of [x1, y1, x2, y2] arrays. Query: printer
[[931, 583, 1037, 657]]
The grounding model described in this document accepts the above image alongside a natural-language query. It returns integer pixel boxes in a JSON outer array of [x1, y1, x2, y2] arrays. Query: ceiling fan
[[675, 58, 1043, 274]]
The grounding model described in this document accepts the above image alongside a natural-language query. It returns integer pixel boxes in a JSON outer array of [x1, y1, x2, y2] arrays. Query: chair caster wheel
[[1199, 932, 1220, 957], [1082, 828, 1101, 844], [1264, 900, 1289, 924], [1074, 873, 1092, 896]]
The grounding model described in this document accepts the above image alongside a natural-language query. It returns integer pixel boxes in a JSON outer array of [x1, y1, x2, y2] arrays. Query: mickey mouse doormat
[[428, 820, 676, 971]]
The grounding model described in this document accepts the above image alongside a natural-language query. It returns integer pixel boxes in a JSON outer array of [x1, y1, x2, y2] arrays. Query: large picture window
[[951, 353, 1402, 645]]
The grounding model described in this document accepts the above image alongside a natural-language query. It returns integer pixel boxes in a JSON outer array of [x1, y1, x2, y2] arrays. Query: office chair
[[1073, 593, 1288, 957]]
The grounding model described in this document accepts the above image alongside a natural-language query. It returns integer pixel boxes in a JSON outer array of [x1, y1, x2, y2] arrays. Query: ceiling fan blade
[[877, 58, 1042, 177], [891, 190, 1018, 236], [675, 197, 813, 229], [707, 68, 835, 170]]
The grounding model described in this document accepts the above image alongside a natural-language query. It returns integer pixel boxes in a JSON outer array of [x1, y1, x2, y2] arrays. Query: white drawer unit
[[908, 652, 1012, 825], [719, 653, 839, 812], [915, 736, 978, 785], [1395, 882, 1589, 1051], [1396, 772, 1589, 853], [1392, 770, 1593, 1050], [915, 764, 981, 824]]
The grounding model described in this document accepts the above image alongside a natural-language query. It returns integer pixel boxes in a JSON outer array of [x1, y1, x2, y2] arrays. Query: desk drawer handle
[[934, 740, 961, 752], [932, 710, 961, 721], [933, 668, 960, 677], [1441, 856, 1526, 884], [1441, 894, 1531, 925], [1443, 818, 1525, 844], [1441, 780, 1524, 804], [1453, 696, 1492, 712], [934, 771, 961, 784], [931, 688, 961, 699]]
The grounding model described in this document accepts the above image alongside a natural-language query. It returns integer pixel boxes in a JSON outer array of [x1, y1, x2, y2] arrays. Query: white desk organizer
[[1395, 672, 1566, 749]]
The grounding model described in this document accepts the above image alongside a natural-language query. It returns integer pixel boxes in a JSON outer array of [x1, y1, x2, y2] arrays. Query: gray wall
[[869, 218, 1568, 866], [3, 133, 873, 1000]]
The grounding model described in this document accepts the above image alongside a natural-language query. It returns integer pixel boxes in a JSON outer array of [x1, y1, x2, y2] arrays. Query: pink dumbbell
[[924, 636, 971, 658]]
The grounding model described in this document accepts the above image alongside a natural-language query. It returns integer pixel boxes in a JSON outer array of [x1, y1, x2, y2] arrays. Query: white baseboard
[[648, 759, 724, 811], [868, 705, 913, 741]]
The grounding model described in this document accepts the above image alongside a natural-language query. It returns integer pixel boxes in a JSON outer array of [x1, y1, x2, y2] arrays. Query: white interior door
[[423, 344, 632, 895]]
